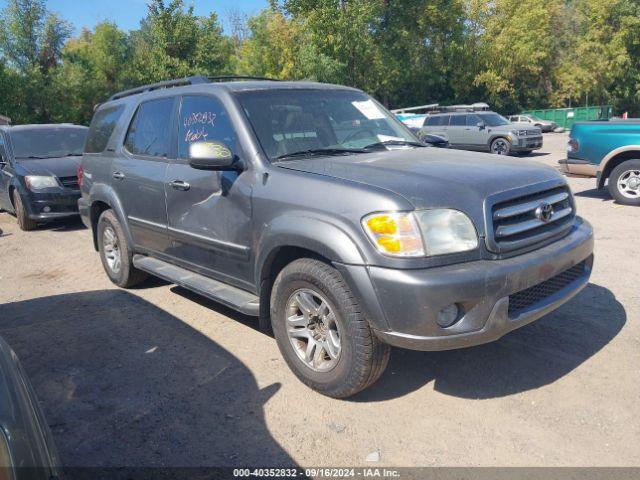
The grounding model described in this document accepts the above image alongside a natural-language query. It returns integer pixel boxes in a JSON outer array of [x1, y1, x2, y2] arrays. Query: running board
[[133, 255, 260, 316]]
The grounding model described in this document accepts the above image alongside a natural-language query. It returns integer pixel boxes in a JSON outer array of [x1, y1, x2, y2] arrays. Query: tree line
[[1, 0, 638, 126]]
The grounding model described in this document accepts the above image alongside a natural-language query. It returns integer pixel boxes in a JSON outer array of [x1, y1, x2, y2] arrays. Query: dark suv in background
[[79, 77, 593, 398], [0, 124, 88, 230]]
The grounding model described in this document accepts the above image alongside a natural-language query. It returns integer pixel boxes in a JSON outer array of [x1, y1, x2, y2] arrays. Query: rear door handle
[[170, 180, 190, 191], [112, 171, 125, 180]]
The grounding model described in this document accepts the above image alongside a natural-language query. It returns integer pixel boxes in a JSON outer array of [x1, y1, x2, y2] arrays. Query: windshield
[[236, 89, 417, 161], [10, 127, 87, 159], [478, 113, 510, 127]]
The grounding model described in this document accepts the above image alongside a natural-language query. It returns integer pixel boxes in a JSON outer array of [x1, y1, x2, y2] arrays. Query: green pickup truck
[[560, 120, 640, 205]]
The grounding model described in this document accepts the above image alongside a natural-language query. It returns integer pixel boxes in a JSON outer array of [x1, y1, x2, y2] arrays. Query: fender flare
[[597, 145, 640, 188], [88, 183, 134, 250], [255, 215, 366, 285]]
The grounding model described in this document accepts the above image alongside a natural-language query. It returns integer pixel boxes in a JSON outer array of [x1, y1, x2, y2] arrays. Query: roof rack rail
[[108, 75, 281, 102]]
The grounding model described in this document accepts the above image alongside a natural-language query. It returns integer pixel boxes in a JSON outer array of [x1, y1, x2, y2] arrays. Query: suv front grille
[[59, 176, 79, 189], [508, 261, 587, 317], [487, 185, 575, 253]]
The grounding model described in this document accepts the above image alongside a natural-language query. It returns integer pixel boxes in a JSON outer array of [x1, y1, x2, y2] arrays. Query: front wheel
[[608, 160, 640, 206], [13, 192, 37, 231], [490, 137, 512, 156], [270, 258, 390, 398]]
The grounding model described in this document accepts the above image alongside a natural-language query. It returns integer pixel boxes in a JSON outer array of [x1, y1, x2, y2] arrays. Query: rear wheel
[[97, 209, 147, 287], [271, 258, 390, 398], [13, 192, 37, 231], [608, 160, 640, 206], [490, 137, 512, 156]]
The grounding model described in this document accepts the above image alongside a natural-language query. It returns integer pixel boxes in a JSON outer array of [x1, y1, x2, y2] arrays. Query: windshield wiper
[[363, 140, 426, 150], [275, 148, 366, 161]]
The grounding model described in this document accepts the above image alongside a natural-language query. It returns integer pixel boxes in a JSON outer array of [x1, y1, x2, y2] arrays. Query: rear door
[[446, 114, 467, 145], [112, 97, 176, 253], [423, 115, 450, 139], [164, 94, 254, 288]]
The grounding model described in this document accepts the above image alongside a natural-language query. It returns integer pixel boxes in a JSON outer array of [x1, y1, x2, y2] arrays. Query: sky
[[0, 0, 269, 34]]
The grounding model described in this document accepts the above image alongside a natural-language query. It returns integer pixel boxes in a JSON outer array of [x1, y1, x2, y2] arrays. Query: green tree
[[130, 0, 233, 83], [0, 0, 71, 122]]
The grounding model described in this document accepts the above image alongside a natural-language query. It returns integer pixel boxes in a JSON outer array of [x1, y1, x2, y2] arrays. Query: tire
[[97, 209, 147, 287], [608, 159, 640, 206], [13, 192, 37, 231], [270, 258, 390, 398], [490, 137, 512, 156]]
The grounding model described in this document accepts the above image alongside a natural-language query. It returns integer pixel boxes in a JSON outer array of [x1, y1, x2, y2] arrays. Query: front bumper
[[342, 218, 593, 351], [25, 190, 80, 221], [513, 136, 543, 151]]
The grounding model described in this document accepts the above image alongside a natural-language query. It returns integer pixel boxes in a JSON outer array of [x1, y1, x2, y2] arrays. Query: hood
[[16, 156, 81, 178], [276, 148, 563, 231]]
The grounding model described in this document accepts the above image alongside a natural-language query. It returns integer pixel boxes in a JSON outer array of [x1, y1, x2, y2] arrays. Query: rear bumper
[[341, 218, 594, 351], [78, 196, 91, 228], [558, 158, 598, 177]]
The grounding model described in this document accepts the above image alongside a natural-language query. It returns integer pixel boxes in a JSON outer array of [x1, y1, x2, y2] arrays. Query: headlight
[[25, 175, 59, 190], [415, 209, 478, 256], [362, 210, 478, 257], [512, 130, 527, 136]]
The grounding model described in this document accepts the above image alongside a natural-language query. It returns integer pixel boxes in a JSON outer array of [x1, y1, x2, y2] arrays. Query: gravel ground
[[0, 132, 638, 468]]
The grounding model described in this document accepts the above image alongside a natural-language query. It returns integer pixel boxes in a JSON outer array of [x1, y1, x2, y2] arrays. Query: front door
[[112, 96, 176, 252], [464, 113, 491, 150], [165, 95, 254, 289]]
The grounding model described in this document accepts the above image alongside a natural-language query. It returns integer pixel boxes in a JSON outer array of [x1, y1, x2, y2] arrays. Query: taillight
[[567, 138, 579, 153], [77, 164, 84, 188]]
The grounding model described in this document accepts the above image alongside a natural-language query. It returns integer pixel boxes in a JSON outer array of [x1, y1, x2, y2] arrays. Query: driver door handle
[[170, 180, 190, 191], [112, 171, 125, 180]]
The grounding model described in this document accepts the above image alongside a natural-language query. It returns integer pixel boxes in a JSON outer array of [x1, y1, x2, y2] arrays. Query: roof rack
[[391, 102, 491, 114], [108, 75, 280, 102]]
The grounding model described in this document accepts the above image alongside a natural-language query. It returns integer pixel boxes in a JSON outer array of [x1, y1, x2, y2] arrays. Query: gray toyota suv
[[78, 77, 594, 398]]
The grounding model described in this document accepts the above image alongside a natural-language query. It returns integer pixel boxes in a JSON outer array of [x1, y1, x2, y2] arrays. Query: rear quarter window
[[85, 105, 125, 153]]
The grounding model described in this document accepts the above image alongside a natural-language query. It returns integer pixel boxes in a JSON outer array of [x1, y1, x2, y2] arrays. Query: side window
[[178, 95, 237, 159], [85, 105, 125, 153], [449, 115, 466, 126], [425, 116, 438, 126], [124, 98, 174, 157], [467, 114, 482, 126]]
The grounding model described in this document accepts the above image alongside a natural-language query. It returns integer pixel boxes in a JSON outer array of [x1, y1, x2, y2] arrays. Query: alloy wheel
[[286, 288, 342, 372], [103, 226, 122, 273], [617, 169, 640, 199]]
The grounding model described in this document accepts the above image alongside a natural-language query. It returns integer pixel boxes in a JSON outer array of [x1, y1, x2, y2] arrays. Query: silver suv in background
[[421, 111, 543, 155], [508, 114, 557, 133]]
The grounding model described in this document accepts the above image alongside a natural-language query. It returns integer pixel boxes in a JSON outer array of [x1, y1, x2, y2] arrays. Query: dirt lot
[[1, 133, 639, 468]]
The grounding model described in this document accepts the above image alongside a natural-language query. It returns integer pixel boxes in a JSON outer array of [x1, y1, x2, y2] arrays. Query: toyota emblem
[[535, 202, 554, 222]]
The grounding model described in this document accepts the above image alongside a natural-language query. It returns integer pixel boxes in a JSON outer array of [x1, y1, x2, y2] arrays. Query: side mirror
[[477, 121, 486, 130], [188, 141, 239, 171]]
